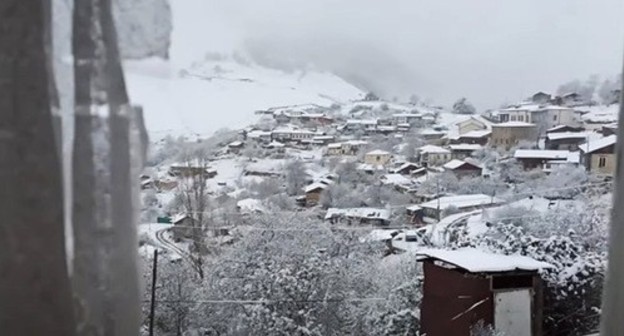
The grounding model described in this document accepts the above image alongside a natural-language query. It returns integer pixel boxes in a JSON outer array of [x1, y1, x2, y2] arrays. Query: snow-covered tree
[[187, 215, 384, 335], [452, 98, 476, 115], [598, 75, 621, 105], [285, 160, 310, 196]]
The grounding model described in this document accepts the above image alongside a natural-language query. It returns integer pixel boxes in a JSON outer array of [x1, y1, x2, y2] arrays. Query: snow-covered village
[[5, 1, 624, 336], [135, 55, 618, 335]]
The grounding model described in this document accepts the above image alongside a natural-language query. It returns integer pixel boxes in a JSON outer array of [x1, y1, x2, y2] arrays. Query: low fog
[[171, 0, 624, 109]]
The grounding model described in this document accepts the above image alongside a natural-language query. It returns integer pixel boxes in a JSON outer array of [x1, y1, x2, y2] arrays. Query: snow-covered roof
[[420, 129, 446, 135], [393, 113, 423, 118], [236, 198, 266, 213], [381, 174, 412, 186], [417, 248, 553, 273], [578, 104, 619, 124], [248, 130, 272, 138], [363, 229, 399, 242], [171, 213, 191, 224], [545, 132, 595, 141], [580, 135, 617, 153], [419, 194, 503, 210], [457, 130, 491, 138], [346, 119, 378, 125], [357, 163, 386, 171], [228, 140, 243, 147], [448, 144, 483, 151], [443, 159, 481, 170], [325, 208, 391, 221], [266, 141, 285, 148], [313, 135, 335, 140], [327, 143, 342, 149], [514, 150, 573, 160], [272, 127, 316, 135], [492, 121, 536, 127], [304, 182, 329, 193], [418, 145, 450, 154], [366, 149, 391, 156], [344, 140, 368, 146], [391, 162, 420, 173]]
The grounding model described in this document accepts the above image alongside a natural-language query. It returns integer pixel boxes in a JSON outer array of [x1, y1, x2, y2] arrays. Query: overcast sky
[[171, 0, 624, 109]]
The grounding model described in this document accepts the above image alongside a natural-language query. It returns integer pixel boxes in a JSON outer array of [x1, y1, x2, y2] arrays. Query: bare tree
[[175, 152, 211, 279], [0, 0, 76, 334]]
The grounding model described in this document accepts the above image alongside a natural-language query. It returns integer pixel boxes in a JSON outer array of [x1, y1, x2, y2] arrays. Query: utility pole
[[148, 249, 159, 336], [436, 177, 441, 222]]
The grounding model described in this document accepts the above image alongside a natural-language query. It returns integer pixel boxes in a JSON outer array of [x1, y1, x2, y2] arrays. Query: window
[[599, 157, 607, 168], [376, 155, 381, 162], [553, 115, 557, 121], [510, 115, 517, 121], [518, 115, 524, 121]]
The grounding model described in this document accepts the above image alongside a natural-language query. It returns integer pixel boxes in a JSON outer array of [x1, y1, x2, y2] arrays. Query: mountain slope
[[125, 57, 364, 138]]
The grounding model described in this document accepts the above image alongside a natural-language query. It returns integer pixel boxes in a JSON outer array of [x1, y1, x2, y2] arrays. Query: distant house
[[325, 208, 391, 226], [443, 159, 482, 178], [343, 119, 378, 133], [531, 91, 552, 104], [580, 135, 617, 175], [448, 144, 482, 160], [497, 105, 580, 133], [271, 127, 316, 142], [312, 135, 335, 145], [420, 129, 446, 141], [169, 163, 217, 179], [325, 140, 368, 156], [247, 130, 272, 143], [392, 113, 423, 125], [303, 182, 329, 206], [513, 149, 579, 171], [227, 140, 245, 154], [414, 194, 504, 222], [417, 145, 451, 167], [155, 178, 178, 191], [171, 213, 199, 241], [490, 122, 538, 150], [364, 150, 393, 166], [562, 92, 583, 106], [545, 132, 595, 151]]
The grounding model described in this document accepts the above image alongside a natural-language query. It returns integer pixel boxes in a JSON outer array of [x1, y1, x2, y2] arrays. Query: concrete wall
[[365, 154, 392, 166], [491, 126, 537, 150], [590, 153, 616, 175]]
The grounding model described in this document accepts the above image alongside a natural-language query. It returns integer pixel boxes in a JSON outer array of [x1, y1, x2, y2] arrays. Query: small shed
[[418, 248, 552, 336]]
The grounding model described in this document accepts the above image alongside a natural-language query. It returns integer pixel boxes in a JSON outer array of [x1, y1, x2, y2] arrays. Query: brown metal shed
[[417, 248, 552, 336]]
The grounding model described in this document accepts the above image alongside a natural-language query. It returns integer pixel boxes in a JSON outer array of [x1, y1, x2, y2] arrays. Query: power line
[[142, 297, 387, 305]]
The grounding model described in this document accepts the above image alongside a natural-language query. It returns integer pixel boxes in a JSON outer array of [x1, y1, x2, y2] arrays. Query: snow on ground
[[124, 58, 364, 139]]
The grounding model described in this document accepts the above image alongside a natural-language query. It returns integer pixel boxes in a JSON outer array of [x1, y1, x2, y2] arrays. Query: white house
[[418, 145, 451, 167]]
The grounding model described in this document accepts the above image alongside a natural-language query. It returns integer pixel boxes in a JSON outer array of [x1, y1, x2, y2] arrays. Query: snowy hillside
[[125, 57, 364, 138]]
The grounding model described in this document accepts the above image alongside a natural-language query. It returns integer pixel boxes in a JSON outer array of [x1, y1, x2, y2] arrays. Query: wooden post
[[71, 0, 144, 334], [148, 249, 159, 336], [0, 0, 76, 334], [600, 58, 624, 335]]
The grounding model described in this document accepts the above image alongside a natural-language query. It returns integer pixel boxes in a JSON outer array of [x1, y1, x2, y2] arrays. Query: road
[[153, 226, 203, 276]]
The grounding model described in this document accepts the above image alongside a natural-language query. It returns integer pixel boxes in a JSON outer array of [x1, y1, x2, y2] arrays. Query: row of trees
[[142, 215, 421, 335]]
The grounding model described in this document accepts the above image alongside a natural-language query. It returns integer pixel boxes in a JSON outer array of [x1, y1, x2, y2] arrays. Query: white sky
[[170, 0, 624, 109]]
